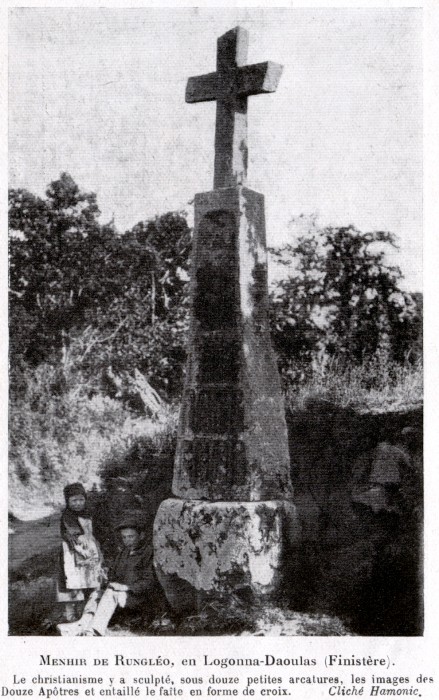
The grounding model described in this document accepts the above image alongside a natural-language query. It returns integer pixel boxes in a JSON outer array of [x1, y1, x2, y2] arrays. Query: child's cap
[[64, 482, 86, 502], [114, 512, 145, 533]]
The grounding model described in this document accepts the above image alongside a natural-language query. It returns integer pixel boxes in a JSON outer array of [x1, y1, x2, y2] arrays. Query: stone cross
[[186, 26, 283, 189], [154, 27, 296, 613]]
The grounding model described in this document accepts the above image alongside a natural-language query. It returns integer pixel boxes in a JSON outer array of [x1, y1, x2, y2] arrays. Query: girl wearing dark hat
[[56, 482, 105, 635]]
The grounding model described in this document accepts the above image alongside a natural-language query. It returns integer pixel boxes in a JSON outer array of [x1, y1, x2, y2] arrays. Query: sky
[[8, 7, 422, 290]]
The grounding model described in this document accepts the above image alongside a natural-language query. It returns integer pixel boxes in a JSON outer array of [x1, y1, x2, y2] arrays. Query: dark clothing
[[369, 442, 411, 485], [83, 542, 155, 634], [351, 441, 414, 514], [353, 442, 411, 487], [109, 542, 154, 597], [60, 509, 93, 549]]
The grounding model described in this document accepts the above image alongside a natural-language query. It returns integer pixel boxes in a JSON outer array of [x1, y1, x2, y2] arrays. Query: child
[[56, 482, 105, 635], [81, 515, 154, 636]]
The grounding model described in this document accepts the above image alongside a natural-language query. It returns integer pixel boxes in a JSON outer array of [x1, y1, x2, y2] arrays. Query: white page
[[1, 2, 438, 698]]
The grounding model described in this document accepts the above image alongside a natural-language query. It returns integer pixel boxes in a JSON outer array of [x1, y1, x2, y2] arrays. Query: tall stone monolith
[[153, 26, 299, 612]]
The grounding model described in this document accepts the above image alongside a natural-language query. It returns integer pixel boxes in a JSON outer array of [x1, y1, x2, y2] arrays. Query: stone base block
[[153, 498, 299, 612]]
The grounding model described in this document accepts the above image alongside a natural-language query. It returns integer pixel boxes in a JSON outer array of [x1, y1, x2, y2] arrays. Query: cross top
[[186, 26, 283, 190]]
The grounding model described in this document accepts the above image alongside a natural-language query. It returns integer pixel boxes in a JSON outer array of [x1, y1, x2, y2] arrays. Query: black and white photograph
[[7, 6, 424, 643]]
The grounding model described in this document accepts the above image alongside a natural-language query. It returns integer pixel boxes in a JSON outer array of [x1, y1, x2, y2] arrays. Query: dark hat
[[64, 482, 86, 502], [114, 511, 145, 533]]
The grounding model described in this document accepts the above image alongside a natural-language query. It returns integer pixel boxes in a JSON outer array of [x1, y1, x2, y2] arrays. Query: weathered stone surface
[[154, 498, 299, 612], [185, 26, 283, 189], [153, 27, 297, 613], [173, 186, 293, 501]]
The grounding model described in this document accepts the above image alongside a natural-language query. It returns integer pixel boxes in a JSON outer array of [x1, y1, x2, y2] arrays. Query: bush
[[9, 361, 171, 518], [92, 414, 177, 557]]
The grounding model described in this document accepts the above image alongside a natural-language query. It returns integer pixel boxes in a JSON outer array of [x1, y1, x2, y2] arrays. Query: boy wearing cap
[[82, 516, 154, 636]]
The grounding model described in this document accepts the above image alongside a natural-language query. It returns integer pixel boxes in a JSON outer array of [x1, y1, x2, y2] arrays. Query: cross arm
[[186, 72, 217, 103], [186, 60, 283, 104], [236, 61, 283, 96]]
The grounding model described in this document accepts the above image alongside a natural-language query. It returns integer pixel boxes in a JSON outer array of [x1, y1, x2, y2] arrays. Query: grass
[[9, 577, 56, 635], [9, 362, 177, 519], [286, 358, 423, 413]]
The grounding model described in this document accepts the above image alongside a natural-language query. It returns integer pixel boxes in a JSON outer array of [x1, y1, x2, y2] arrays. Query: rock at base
[[153, 498, 299, 613]]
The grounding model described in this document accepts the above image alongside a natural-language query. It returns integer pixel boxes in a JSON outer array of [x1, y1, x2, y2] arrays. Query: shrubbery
[[9, 359, 174, 518], [269, 221, 422, 384], [285, 354, 423, 413]]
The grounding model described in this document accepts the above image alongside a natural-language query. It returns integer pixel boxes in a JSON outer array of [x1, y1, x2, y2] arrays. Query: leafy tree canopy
[[269, 221, 421, 382], [10, 176, 421, 400], [9, 173, 191, 396]]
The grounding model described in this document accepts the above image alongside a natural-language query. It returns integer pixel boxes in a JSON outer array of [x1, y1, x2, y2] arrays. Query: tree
[[72, 212, 191, 394], [9, 173, 120, 366], [9, 174, 191, 397], [269, 223, 420, 381]]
